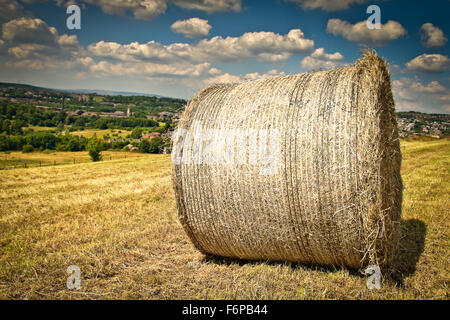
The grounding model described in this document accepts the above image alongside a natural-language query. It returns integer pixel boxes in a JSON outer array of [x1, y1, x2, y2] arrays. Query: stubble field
[[0, 138, 448, 299]]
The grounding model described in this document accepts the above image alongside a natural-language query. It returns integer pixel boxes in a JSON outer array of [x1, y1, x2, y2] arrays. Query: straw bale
[[172, 50, 403, 269]]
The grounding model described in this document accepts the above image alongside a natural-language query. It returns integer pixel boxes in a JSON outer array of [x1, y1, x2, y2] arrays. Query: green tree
[[68, 139, 81, 151], [57, 122, 65, 131], [11, 120, 24, 135], [139, 139, 151, 153], [22, 144, 34, 153], [97, 119, 108, 129], [73, 117, 86, 128], [148, 136, 164, 154], [87, 136, 102, 161], [131, 127, 144, 139]]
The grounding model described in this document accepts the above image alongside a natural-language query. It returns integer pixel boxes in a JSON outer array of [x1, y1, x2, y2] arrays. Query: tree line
[[0, 101, 161, 131], [0, 101, 169, 155]]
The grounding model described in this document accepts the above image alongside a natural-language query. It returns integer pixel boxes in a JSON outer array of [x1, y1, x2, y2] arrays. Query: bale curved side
[[172, 51, 402, 269]]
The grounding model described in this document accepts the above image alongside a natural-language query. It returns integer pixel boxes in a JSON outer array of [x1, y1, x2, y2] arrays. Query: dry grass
[[25, 126, 57, 132], [70, 129, 131, 138], [23, 127, 132, 138], [0, 138, 448, 299], [0, 151, 149, 170]]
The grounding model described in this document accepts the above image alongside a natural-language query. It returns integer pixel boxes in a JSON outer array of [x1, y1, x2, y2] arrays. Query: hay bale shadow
[[389, 218, 427, 284], [201, 218, 426, 284], [202, 254, 362, 277]]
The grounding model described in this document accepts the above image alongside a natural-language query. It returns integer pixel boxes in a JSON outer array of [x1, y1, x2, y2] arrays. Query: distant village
[[397, 112, 449, 138], [0, 87, 182, 120]]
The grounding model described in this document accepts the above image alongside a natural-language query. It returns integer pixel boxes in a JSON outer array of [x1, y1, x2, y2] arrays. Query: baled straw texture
[[172, 51, 402, 269]]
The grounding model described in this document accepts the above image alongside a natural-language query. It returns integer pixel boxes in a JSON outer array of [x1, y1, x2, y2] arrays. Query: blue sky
[[0, 0, 449, 113]]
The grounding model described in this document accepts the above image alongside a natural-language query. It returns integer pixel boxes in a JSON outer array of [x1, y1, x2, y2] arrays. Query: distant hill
[[0, 82, 56, 93], [397, 111, 450, 120], [60, 88, 165, 98], [0, 82, 166, 98]]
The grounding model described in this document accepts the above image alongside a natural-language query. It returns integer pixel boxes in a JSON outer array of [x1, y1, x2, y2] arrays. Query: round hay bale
[[172, 50, 403, 269]]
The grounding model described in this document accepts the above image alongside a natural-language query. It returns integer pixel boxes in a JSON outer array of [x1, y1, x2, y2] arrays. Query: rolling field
[[0, 151, 150, 170], [69, 128, 132, 138], [0, 138, 448, 299], [22, 127, 132, 139], [25, 126, 57, 132]]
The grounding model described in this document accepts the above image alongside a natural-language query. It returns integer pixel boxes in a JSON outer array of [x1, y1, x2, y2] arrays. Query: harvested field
[[0, 138, 448, 299]]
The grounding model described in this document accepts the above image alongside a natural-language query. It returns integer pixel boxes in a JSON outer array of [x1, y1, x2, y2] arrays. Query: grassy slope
[[22, 127, 132, 138], [0, 139, 448, 299], [70, 129, 131, 138], [0, 151, 150, 170], [26, 126, 57, 132]]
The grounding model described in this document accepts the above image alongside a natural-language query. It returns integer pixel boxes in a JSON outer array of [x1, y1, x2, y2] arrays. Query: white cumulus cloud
[[171, 17, 211, 38], [205, 69, 285, 85], [89, 60, 214, 77], [2, 17, 58, 45], [88, 29, 314, 63], [420, 23, 447, 48], [82, 0, 167, 20], [77, 0, 241, 20], [172, 0, 241, 13], [310, 47, 343, 61], [405, 54, 450, 74], [1, 17, 86, 70], [326, 18, 407, 46], [193, 29, 314, 62], [300, 48, 345, 71], [286, 0, 368, 11]]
